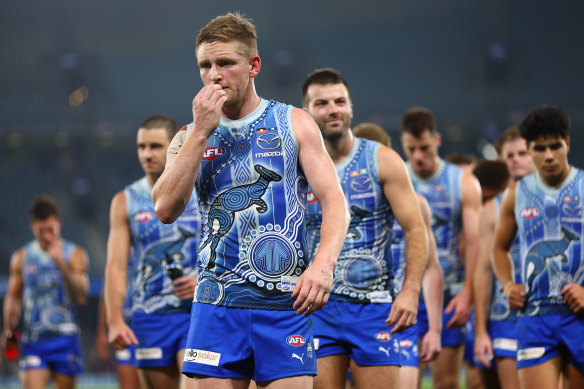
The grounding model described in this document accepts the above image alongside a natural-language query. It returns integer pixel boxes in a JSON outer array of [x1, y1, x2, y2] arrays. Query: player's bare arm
[[446, 171, 482, 328], [492, 182, 525, 310], [291, 108, 350, 316], [153, 84, 227, 223], [3, 250, 24, 337], [45, 236, 89, 307], [380, 146, 428, 333], [419, 195, 443, 361], [473, 198, 497, 367], [95, 293, 111, 362], [104, 191, 138, 350]]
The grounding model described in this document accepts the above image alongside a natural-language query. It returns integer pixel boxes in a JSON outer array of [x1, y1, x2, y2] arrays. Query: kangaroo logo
[[138, 225, 195, 295], [524, 227, 579, 302], [378, 346, 391, 358], [347, 205, 373, 240], [431, 212, 449, 229], [200, 164, 282, 270], [292, 353, 304, 364]]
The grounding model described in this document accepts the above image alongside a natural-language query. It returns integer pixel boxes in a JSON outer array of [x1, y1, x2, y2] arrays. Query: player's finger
[[385, 305, 399, 327], [291, 276, 304, 299], [311, 288, 327, 311], [446, 312, 458, 328], [389, 311, 408, 333], [444, 299, 455, 314], [302, 289, 320, 317]]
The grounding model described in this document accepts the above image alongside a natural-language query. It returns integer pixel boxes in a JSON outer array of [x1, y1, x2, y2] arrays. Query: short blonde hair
[[196, 12, 258, 59]]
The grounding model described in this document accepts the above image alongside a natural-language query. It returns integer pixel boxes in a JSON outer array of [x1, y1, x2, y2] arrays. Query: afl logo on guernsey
[[287, 335, 306, 346], [133, 211, 155, 223], [203, 146, 225, 160], [307, 191, 317, 204], [375, 332, 391, 342], [520, 207, 540, 219]]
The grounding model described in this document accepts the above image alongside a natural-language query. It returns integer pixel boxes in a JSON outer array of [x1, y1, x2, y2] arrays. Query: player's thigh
[[567, 363, 584, 389], [495, 357, 519, 389], [517, 355, 561, 389], [192, 376, 251, 389], [117, 363, 140, 389], [429, 345, 464, 389], [19, 368, 51, 389], [399, 366, 419, 389], [314, 354, 350, 389], [257, 375, 312, 389], [176, 348, 197, 389], [139, 365, 180, 389], [349, 361, 399, 389], [464, 361, 486, 389], [51, 371, 76, 389]]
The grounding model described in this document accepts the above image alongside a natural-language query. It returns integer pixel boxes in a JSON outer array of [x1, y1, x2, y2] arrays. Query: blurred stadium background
[[1, 0, 583, 386]]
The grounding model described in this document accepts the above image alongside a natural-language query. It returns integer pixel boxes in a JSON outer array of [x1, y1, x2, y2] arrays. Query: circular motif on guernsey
[[221, 187, 250, 211], [195, 278, 224, 305], [343, 257, 384, 292], [232, 140, 251, 156], [248, 233, 297, 282]]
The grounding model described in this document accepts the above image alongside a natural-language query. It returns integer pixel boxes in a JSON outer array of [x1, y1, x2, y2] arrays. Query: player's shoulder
[[290, 107, 321, 141], [11, 246, 26, 263]]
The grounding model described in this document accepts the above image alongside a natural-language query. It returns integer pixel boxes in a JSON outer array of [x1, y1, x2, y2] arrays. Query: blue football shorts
[[312, 300, 401, 366], [131, 312, 190, 368], [417, 300, 468, 348], [516, 314, 584, 370], [489, 319, 517, 359], [182, 302, 316, 382], [20, 334, 84, 376], [115, 344, 136, 366], [397, 323, 420, 367]]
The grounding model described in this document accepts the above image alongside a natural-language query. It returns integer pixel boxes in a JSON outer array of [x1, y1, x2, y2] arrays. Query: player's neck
[[325, 130, 353, 165], [538, 164, 571, 188], [146, 173, 161, 188], [221, 86, 261, 120]]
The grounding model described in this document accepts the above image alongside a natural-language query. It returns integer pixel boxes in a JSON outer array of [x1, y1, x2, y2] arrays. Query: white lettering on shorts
[[517, 347, 545, 361], [314, 338, 320, 350], [115, 349, 131, 361], [135, 347, 162, 360], [20, 355, 42, 368], [183, 349, 221, 366], [493, 338, 517, 352]]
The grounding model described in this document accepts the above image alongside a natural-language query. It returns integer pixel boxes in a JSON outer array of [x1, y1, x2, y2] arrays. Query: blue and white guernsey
[[21, 240, 80, 343], [126, 177, 200, 316], [305, 137, 394, 303], [489, 193, 521, 322], [515, 168, 584, 316], [407, 160, 463, 301], [186, 99, 308, 311]]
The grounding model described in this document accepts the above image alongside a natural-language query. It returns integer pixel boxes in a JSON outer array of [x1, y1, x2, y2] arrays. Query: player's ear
[[249, 55, 261, 78], [565, 135, 570, 151], [435, 132, 442, 147]]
